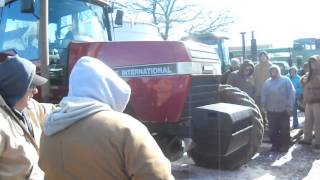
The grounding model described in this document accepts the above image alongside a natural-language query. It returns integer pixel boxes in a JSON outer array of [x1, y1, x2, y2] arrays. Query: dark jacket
[[227, 60, 255, 98], [221, 69, 234, 84]]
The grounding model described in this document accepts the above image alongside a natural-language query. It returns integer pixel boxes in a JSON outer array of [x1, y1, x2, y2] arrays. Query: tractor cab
[[181, 33, 231, 73], [0, 0, 122, 101], [0, 0, 123, 102]]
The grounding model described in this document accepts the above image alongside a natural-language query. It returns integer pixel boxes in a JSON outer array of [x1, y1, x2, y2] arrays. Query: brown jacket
[[253, 60, 272, 100], [0, 96, 54, 180], [301, 55, 320, 104], [302, 73, 320, 103], [39, 111, 174, 180]]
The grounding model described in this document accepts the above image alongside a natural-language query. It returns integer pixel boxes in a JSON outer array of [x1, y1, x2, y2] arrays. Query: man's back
[[39, 110, 173, 180]]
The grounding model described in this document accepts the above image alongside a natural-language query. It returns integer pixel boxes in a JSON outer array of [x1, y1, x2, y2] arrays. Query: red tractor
[[0, 0, 263, 169]]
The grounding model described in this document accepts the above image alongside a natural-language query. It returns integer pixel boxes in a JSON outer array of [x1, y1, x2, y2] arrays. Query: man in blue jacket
[[287, 66, 303, 129], [261, 65, 295, 152]]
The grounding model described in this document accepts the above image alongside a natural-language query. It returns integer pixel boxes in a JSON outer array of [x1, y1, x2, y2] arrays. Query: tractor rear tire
[[189, 85, 264, 169]]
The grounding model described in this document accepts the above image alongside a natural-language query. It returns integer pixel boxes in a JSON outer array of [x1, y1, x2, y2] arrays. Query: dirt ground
[[172, 114, 320, 180]]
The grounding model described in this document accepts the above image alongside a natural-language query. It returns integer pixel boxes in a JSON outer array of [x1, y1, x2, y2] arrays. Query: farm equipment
[[0, 0, 263, 169]]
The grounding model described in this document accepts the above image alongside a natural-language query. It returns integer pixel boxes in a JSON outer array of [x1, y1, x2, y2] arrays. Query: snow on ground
[[172, 143, 320, 180], [172, 113, 320, 180]]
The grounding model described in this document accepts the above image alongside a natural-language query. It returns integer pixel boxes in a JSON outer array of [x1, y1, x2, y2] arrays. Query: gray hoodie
[[261, 65, 295, 112], [44, 56, 131, 136]]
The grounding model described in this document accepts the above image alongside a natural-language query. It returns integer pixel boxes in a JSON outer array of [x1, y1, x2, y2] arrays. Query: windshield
[[113, 22, 162, 41], [0, 0, 39, 60], [293, 38, 320, 51], [0, 0, 109, 60], [49, 0, 109, 49]]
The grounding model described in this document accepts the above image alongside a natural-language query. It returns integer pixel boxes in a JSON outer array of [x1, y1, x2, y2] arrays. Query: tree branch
[[124, 0, 234, 40]]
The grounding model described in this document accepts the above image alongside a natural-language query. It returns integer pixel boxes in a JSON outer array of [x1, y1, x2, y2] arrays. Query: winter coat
[[253, 60, 272, 99], [301, 55, 320, 104], [287, 74, 303, 96], [39, 56, 174, 180], [221, 69, 233, 84], [261, 65, 296, 112], [39, 110, 173, 180], [287, 67, 303, 96], [227, 60, 255, 98], [0, 97, 53, 180]]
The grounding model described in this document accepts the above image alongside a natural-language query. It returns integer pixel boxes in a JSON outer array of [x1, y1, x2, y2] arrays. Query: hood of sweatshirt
[[308, 55, 320, 76], [239, 60, 254, 77], [44, 56, 131, 136], [269, 64, 281, 79]]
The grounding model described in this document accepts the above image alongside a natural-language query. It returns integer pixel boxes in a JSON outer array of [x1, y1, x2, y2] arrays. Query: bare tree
[[185, 9, 234, 36], [124, 0, 233, 40]]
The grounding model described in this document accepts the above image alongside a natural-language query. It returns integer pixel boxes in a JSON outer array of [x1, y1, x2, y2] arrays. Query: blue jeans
[[292, 96, 299, 129]]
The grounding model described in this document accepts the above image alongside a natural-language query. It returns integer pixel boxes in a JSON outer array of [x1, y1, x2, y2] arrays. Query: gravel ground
[[172, 114, 320, 180]]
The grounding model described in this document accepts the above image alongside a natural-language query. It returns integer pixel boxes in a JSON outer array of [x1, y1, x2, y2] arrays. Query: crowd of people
[[223, 51, 320, 152], [0, 50, 319, 179]]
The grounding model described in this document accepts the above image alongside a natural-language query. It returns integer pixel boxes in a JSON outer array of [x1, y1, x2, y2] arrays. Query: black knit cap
[[0, 55, 47, 107]]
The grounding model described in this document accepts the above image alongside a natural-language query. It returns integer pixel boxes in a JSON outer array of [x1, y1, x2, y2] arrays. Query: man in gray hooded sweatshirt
[[39, 56, 173, 180], [261, 65, 295, 152]]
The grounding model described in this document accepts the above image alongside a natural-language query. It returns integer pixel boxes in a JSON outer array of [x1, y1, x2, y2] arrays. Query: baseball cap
[[0, 55, 47, 107], [32, 72, 48, 86]]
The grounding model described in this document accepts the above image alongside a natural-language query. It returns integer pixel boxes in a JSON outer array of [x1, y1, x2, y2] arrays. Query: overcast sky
[[199, 0, 320, 48]]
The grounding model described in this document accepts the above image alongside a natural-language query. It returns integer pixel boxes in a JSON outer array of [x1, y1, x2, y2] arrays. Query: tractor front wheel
[[189, 85, 264, 169]]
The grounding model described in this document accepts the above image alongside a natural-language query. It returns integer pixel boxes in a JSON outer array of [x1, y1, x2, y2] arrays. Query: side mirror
[[115, 10, 123, 26], [21, 0, 35, 13]]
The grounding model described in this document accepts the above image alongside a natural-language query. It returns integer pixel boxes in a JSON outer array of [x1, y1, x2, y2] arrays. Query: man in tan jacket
[[39, 56, 174, 180], [254, 51, 273, 102], [253, 51, 272, 127], [0, 55, 53, 179], [299, 55, 320, 149]]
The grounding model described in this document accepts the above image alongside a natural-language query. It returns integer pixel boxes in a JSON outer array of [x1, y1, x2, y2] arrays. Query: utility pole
[[288, 48, 292, 67], [240, 32, 246, 60], [251, 31, 257, 62]]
